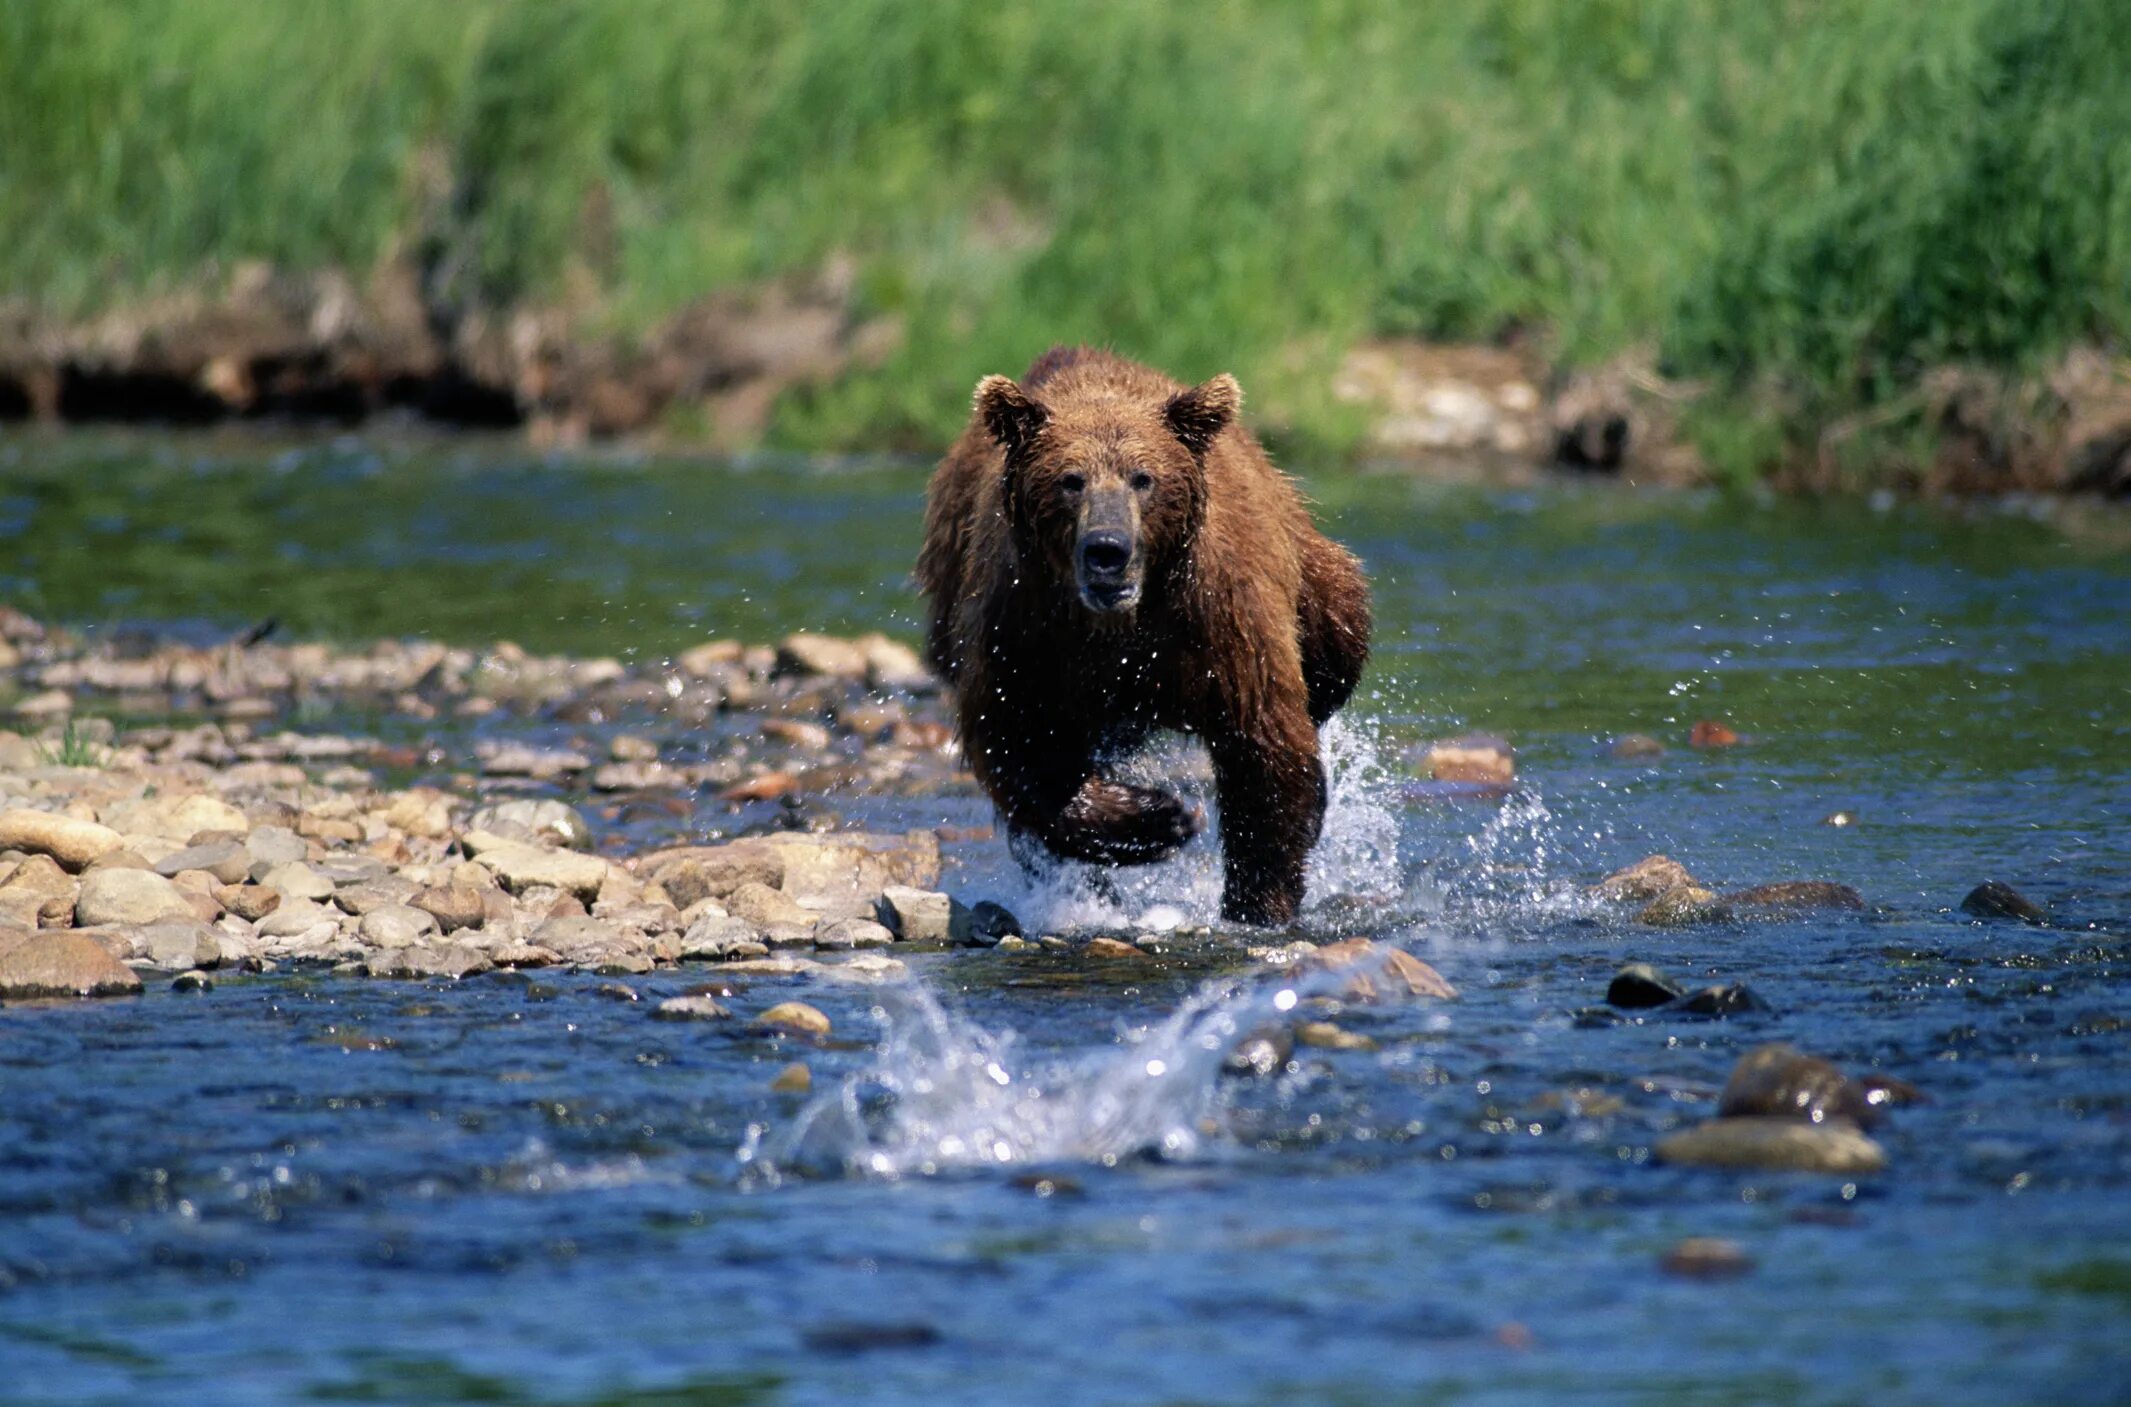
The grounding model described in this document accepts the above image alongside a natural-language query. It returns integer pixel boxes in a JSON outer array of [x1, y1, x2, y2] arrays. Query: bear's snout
[[1076, 528, 1140, 611]]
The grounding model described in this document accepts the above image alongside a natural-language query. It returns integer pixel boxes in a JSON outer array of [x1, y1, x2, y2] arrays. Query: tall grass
[[1, 0, 2125, 473]]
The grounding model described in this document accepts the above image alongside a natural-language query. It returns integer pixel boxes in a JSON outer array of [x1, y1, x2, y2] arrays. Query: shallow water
[[3, 435, 2130, 1404]]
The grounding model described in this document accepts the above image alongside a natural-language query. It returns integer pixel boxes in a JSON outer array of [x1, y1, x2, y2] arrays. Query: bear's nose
[[1079, 531, 1132, 578]]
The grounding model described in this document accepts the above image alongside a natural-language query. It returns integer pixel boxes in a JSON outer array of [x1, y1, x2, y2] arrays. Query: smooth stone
[[466, 798, 593, 850], [412, 883, 486, 933], [315, 854, 389, 888], [0, 853, 75, 903], [476, 843, 610, 903], [260, 862, 334, 902], [0, 808, 123, 871], [256, 897, 341, 939], [1655, 1117, 1887, 1175], [725, 881, 819, 929], [154, 840, 251, 885], [359, 904, 441, 950], [333, 876, 422, 917], [756, 1000, 832, 1036], [1593, 855, 1697, 902], [244, 825, 309, 874], [1424, 735, 1515, 784], [815, 952, 908, 983], [1718, 1042, 1879, 1127], [652, 995, 731, 1021], [171, 969, 214, 993], [1606, 962, 1684, 1009], [0, 931, 142, 998], [1960, 880, 2046, 924], [775, 633, 869, 680], [1721, 881, 1865, 912], [75, 868, 194, 927], [1083, 936, 1144, 960], [813, 917, 895, 950], [769, 1062, 812, 1093]]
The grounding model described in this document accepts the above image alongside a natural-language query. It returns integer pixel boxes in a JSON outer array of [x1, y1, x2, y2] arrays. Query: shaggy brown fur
[[917, 347, 1371, 924]]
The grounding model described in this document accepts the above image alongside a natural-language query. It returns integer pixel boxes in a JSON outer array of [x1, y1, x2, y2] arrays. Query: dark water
[[3, 434, 2130, 1405]]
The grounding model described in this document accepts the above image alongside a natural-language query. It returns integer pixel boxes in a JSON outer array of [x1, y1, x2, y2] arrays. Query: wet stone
[[1660, 1238, 1754, 1279], [1673, 983, 1771, 1018], [368, 943, 492, 980], [756, 1000, 832, 1036], [678, 915, 769, 961], [1295, 1021, 1378, 1052], [1960, 880, 2046, 924], [1636, 884, 1729, 926], [1718, 1043, 1879, 1128], [813, 917, 894, 950], [964, 899, 1022, 946], [1593, 855, 1696, 903], [1223, 1025, 1296, 1078], [1722, 881, 1865, 912], [1083, 936, 1144, 960], [875, 885, 962, 943], [1610, 733, 1666, 760], [170, 969, 214, 993], [1607, 962, 1684, 1008], [769, 1062, 812, 1094]]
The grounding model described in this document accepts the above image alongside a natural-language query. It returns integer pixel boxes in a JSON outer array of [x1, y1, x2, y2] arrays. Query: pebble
[[756, 1000, 832, 1036], [75, 868, 195, 927], [813, 917, 895, 950], [0, 931, 142, 998], [1606, 962, 1684, 1009], [0, 808, 123, 871], [652, 995, 730, 1021], [1655, 1117, 1886, 1174], [1960, 880, 2045, 924]]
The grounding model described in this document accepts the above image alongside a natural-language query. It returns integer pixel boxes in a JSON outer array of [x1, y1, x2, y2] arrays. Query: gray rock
[[476, 843, 610, 903], [466, 798, 593, 850], [155, 839, 252, 885], [137, 920, 220, 970], [171, 969, 214, 993], [359, 904, 441, 951], [1673, 983, 1771, 1017], [333, 875, 422, 916], [368, 942, 493, 980], [244, 825, 308, 876], [678, 915, 769, 961], [75, 869, 194, 927], [256, 897, 342, 940], [531, 915, 649, 971], [964, 900, 1021, 947], [315, 854, 389, 888], [875, 886, 963, 943]]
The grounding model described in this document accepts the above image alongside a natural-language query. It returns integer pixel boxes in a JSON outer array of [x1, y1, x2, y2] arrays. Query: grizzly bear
[[917, 346, 1371, 924]]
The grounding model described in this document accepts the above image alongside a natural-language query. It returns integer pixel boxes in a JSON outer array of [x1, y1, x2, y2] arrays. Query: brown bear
[[917, 346, 1371, 925]]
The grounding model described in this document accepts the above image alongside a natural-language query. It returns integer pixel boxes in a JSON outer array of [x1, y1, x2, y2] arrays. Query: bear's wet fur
[[917, 346, 1371, 924]]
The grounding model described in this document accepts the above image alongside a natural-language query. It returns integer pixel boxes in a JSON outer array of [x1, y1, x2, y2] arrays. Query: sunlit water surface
[[2, 435, 2128, 1405]]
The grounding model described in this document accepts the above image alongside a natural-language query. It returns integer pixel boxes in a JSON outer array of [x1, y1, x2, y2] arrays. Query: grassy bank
[[2, 0, 2126, 479]]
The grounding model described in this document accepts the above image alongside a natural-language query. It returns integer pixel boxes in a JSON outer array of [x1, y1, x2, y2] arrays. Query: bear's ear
[[974, 375, 1048, 461], [1163, 373, 1241, 457]]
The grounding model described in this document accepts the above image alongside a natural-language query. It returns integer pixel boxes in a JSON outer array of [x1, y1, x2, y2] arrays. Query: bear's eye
[[1059, 472, 1085, 495], [1130, 469, 1155, 492]]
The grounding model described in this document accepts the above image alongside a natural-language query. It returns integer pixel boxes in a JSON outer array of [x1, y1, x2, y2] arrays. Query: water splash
[[993, 712, 1406, 933], [736, 950, 1419, 1185]]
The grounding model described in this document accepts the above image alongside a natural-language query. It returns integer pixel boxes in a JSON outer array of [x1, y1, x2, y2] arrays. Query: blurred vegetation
[[1, 0, 2126, 476]]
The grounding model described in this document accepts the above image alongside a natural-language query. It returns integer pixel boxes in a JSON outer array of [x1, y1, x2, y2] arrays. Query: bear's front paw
[[1057, 780, 1203, 865]]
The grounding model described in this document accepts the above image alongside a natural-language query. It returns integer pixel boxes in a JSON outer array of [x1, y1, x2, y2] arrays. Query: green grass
[[2, 1, 2126, 478], [33, 718, 105, 769]]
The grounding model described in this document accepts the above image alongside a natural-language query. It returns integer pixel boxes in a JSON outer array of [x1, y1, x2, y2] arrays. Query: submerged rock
[[1423, 735, 1514, 784], [756, 1000, 831, 1036], [1636, 884, 1729, 926], [1721, 881, 1865, 912], [1655, 1117, 1886, 1175], [1672, 983, 1771, 1017], [1718, 1042, 1920, 1129], [1609, 733, 1666, 760], [964, 900, 1022, 946], [1960, 881, 2046, 924], [1660, 1238, 1754, 1279], [653, 995, 731, 1021], [1223, 1025, 1295, 1078]]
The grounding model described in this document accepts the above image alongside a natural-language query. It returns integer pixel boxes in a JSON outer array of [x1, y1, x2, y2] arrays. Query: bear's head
[[973, 370, 1240, 614]]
